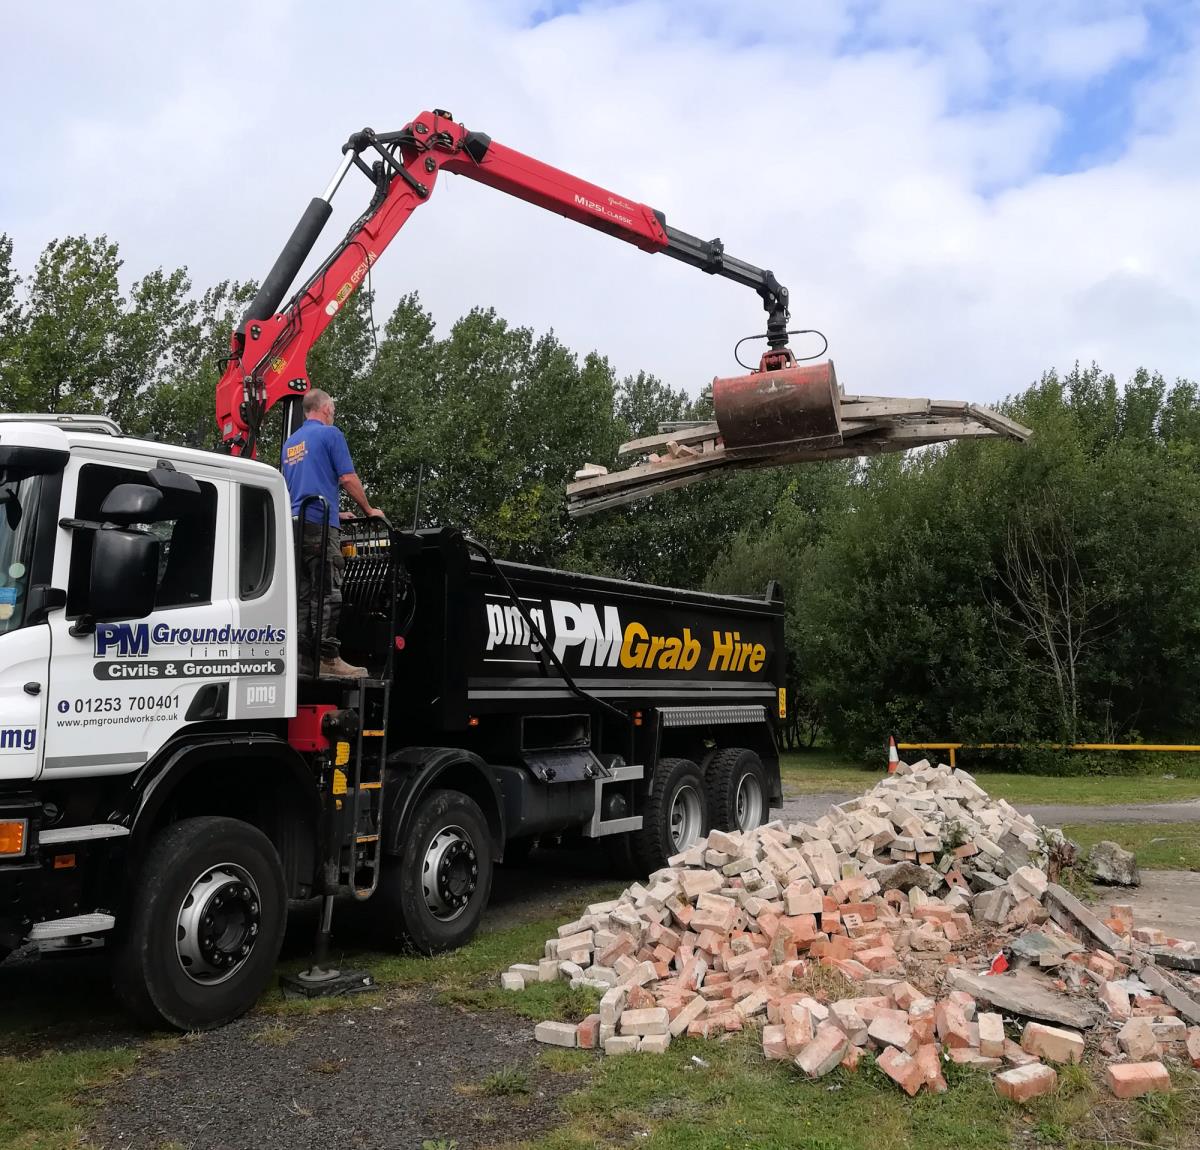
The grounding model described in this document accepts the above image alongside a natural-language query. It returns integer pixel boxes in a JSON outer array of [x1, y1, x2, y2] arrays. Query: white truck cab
[[0, 415, 296, 784]]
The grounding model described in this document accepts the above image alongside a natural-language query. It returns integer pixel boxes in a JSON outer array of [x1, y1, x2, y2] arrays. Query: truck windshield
[[0, 476, 40, 636]]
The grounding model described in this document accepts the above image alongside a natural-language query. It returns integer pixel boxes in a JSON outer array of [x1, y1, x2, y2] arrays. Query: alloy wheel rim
[[669, 784, 703, 850], [176, 863, 262, 986], [735, 771, 764, 831], [422, 824, 479, 921]]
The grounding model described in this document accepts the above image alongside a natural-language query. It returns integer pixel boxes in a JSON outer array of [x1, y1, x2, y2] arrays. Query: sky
[[2, 0, 1198, 405]]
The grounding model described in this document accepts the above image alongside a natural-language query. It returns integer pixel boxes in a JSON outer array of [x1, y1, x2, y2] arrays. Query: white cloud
[[1009, 13, 1150, 84], [2, 0, 1198, 416]]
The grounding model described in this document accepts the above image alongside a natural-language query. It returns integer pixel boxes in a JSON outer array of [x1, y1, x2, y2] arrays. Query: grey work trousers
[[296, 519, 344, 667]]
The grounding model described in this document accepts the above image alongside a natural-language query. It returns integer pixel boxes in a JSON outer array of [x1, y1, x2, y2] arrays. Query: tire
[[375, 788, 494, 953], [110, 816, 287, 1031], [706, 747, 769, 833], [634, 757, 708, 874]]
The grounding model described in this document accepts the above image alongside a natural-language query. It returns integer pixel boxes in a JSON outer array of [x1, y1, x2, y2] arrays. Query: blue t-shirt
[[282, 419, 355, 523]]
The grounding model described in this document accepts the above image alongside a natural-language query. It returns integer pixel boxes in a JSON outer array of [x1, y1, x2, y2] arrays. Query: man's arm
[[339, 472, 385, 518], [329, 427, 384, 519]]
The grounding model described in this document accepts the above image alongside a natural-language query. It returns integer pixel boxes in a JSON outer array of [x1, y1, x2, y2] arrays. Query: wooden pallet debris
[[568, 392, 1032, 516]]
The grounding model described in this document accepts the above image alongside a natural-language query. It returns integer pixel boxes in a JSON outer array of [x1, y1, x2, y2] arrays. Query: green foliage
[[714, 362, 1200, 752]]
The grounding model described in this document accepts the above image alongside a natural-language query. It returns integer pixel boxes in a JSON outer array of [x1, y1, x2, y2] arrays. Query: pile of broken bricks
[[500, 760, 1200, 1103]]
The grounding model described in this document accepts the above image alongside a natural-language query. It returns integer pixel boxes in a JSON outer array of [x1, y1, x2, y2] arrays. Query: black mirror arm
[[60, 516, 103, 532], [59, 517, 153, 535], [69, 614, 97, 638]]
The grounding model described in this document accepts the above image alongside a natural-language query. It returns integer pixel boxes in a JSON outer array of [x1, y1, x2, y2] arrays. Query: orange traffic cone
[[887, 736, 900, 773]]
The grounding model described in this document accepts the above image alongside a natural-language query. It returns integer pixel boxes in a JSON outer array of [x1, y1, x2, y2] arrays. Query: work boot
[[320, 655, 368, 680]]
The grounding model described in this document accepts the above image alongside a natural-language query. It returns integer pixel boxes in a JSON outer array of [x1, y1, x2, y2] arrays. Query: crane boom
[[216, 108, 791, 457]]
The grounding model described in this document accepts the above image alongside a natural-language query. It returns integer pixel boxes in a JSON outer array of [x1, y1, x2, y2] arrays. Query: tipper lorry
[[0, 419, 785, 1028]]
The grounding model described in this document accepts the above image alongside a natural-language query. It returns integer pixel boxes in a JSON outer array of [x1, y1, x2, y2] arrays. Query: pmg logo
[[95, 623, 150, 658], [245, 684, 277, 708], [0, 727, 37, 753]]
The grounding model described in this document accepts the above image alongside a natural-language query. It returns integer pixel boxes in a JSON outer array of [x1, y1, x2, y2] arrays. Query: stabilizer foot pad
[[280, 967, 375, 998]]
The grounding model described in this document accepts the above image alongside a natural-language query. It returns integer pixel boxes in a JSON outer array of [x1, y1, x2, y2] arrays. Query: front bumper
[[0, 792, 120, 951]]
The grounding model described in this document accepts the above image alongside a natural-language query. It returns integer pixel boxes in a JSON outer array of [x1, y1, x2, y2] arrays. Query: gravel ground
[[89, 988, 584, 1150]]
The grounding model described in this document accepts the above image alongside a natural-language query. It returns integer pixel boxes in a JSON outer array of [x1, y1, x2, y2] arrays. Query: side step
[[28, 913, 116, 941]]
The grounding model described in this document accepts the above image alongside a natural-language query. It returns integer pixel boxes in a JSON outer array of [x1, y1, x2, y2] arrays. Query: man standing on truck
[[282, 388, 384, 679]]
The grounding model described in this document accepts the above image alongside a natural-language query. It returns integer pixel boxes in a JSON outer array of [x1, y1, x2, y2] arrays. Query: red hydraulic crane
[[215, 108, 805, 458]]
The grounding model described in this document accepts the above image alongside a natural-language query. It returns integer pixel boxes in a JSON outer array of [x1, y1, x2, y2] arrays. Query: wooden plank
[[878, 420, 996, 441], [929, 399, 969, 416], [839, 398, 930, 419], [968, 403, 1033, 441], [619, 423, 720, 456], [839, 419, 887, 438], [569, 468, 720, 514]]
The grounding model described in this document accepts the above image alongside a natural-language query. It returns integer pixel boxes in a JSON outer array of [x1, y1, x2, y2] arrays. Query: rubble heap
[[501, 760, 1200, 1100]]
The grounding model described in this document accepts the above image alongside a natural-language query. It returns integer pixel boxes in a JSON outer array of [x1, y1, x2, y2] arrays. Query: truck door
[[41, 456, 238, 780], [0, 469, 57, 781]]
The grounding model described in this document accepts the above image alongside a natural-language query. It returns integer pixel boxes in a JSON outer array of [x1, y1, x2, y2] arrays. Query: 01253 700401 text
[[55, 693, 182, 716]]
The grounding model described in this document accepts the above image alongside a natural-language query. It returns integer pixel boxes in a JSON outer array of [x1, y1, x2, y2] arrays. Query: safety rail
[[339, 515, 406, 680], [897, 741, 1200, 769]]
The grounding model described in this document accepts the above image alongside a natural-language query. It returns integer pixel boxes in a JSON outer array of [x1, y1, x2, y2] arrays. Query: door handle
[[23, 682, 41, 696]]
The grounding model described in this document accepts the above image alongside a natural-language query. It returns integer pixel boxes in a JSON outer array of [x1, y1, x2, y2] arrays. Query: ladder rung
[[359, 781, 382, 790], [356, 834, 380, 844], [362, 729, 386, 737]]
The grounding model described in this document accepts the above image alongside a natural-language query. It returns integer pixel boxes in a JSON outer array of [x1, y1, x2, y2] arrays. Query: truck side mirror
[[100, 483, 164, 526], [87, 529, 160, 621]]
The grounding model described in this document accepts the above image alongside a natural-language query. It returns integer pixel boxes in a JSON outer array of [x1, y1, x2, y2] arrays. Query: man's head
[[303, 388, 336, 425]]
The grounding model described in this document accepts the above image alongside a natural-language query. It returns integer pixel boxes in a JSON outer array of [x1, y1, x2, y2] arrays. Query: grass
[[0, 1047, 135, 1150], [780, 751, 1200, 806], [523, 1035, 1019, 1150], [1064, 822, 1200, 871], [481, 1066, 532, 1097], [514, 1033, 1200, 1150]]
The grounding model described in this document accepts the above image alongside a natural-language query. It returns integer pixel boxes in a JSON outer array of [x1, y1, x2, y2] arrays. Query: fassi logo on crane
[[485, 599, 767, 674]]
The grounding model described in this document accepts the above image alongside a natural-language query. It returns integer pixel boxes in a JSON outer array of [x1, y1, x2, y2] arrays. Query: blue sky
[[2, 0, 1198, 403]]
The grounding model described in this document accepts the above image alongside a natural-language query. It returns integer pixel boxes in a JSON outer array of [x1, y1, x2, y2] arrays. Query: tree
[[0, 235, 24, 403], [17, 235, 125, 413], [990, 497, 1116, 742], [131, 279, 259, 448]]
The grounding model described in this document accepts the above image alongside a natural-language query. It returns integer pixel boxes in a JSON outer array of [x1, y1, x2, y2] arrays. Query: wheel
[[706, 747, 769, 833], [501, 835, 538, 866], [634, 757, 708, 874], [110, 816, 287, 1030], [375, 788, 494, 953]]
